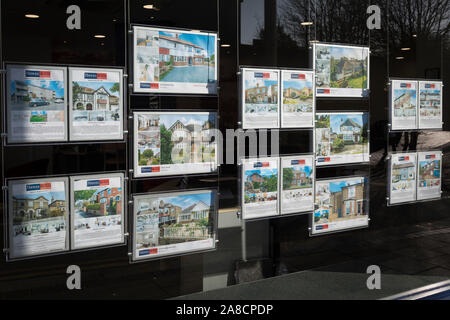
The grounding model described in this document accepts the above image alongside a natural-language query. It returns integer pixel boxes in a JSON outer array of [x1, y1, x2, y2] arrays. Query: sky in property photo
[[11, 80, 65, 99], [160, 31, 216, 57], [153, 192, 213, 210], [330, 114, 364, 134]]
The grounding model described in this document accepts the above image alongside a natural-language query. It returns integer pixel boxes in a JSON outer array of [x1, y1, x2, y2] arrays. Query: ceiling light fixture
[[395, 56, 405, 60], [412, 34, 417, 38], [143, 4, 154, 9], [221, 44, 231, 48], [94, 35, 106, 39], [301, 21, 313, 26], [25, 14, 39, 19], [401, 47, 411, 51]]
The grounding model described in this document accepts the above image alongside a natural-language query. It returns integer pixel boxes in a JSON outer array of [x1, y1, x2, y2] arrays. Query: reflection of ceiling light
[[101, 43, 105, 46], [412, 34, 417, 38], [395, 56, 405, 60], [401, 47, 411, 51], [143, 4, 159, 10], [309, 40, 319, 43], [301, 21, 313, 26], [94, 35, 106, 38], [25, 14, 39, 19], [221, 44, 231, 48]]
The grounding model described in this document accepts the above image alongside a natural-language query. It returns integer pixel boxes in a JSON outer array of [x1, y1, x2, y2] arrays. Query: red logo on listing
[[149, 248, 158, 255], [40, 71, 51, 78], [261, 162, 270, 167], [152, 167, 161, 172], [97, 73, 107, 80], [263, 73, 270, 78], [150, 83, 159, 89], [325, 157, 331, 162], [99, 179, 110, 186], [40, 183, 52, 190]]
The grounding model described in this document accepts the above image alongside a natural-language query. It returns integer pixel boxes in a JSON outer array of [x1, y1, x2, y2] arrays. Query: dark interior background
[[1, 0, 450, 299]]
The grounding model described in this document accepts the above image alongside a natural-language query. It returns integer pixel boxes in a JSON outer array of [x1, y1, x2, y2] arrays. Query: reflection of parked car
[[74, 116, 88, 121], [55, 98, 64, 103], [29, 98, 49, 107], [97, 116, 105, 121]]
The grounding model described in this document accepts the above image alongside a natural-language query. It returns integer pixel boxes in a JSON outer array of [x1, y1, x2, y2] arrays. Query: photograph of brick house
[[282, 165, 313, 190], [244, 167, 278, 204], [314, 178, 367, 224], [245, 83, 279, 104], [419, 159, 441, 187], [12, 187, 67, 237], [74, 186, 122, 218]]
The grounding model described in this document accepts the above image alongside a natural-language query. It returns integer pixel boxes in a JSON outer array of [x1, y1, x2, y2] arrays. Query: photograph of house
[[283, 165, 313, 190], [74, 186, 123, 219], [315, 113, 368, 157], [419, 159, 441, 187], [244, 168, 278, 204], [315, 44, 368, 89], [12, 190, 67, 236], [314, 179, 367, 224], [135, 192, 214, 249], [391, 159, 416, 192], [283, 79, 313, 113], [394, 89, 417, 117], [137, 113, 216, 167], [420, 89, 441, 117], [136, 28, 216, 84]]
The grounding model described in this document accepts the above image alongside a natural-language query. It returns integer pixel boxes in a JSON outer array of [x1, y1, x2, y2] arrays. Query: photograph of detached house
[[314, 179, 367, 224], [315, 113, 369, 157], [244, 168, 278, 204], [283, 165, 313, 190], [137, 113, 216, 167], [283, 79, 313, 113], [394, 89, 417, 117], [135, 192, 214, 250], [12, 189, 67, 237], [9, 76, 65, 111], [72, 81, 120, 122], [136, 28, 216, 84], [245, 78, 279, 115], [419, 159, 441, 188], [316, 44, 368, 89], [420, 88, 441, 117]]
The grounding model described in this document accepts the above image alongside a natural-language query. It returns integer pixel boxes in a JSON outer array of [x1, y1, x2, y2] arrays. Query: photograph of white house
[[135, 192, 214, 250]]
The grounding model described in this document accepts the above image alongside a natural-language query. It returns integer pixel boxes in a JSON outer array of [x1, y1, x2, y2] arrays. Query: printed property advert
[[8, 178, 69, 259], [280, 155, 314, 215], [313, 177, 368, 235], [133, 26, 217, 94], [417, 151, 442, 201], [134, 112, 217, 178], [391, 80, 418, 130], [418, 81, 443, 130], [71, 174, 125, 250], [281, 70, 315, 128], [242, 157, 279, 220], [69, 68, 123, 141], [389, 152, 417, 204], [314, 44, 370, 98], [133, 190, 216, 261], [242, 68, 280, 129], [315, 112, 369, 166], [7, 65, 67, 143]]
